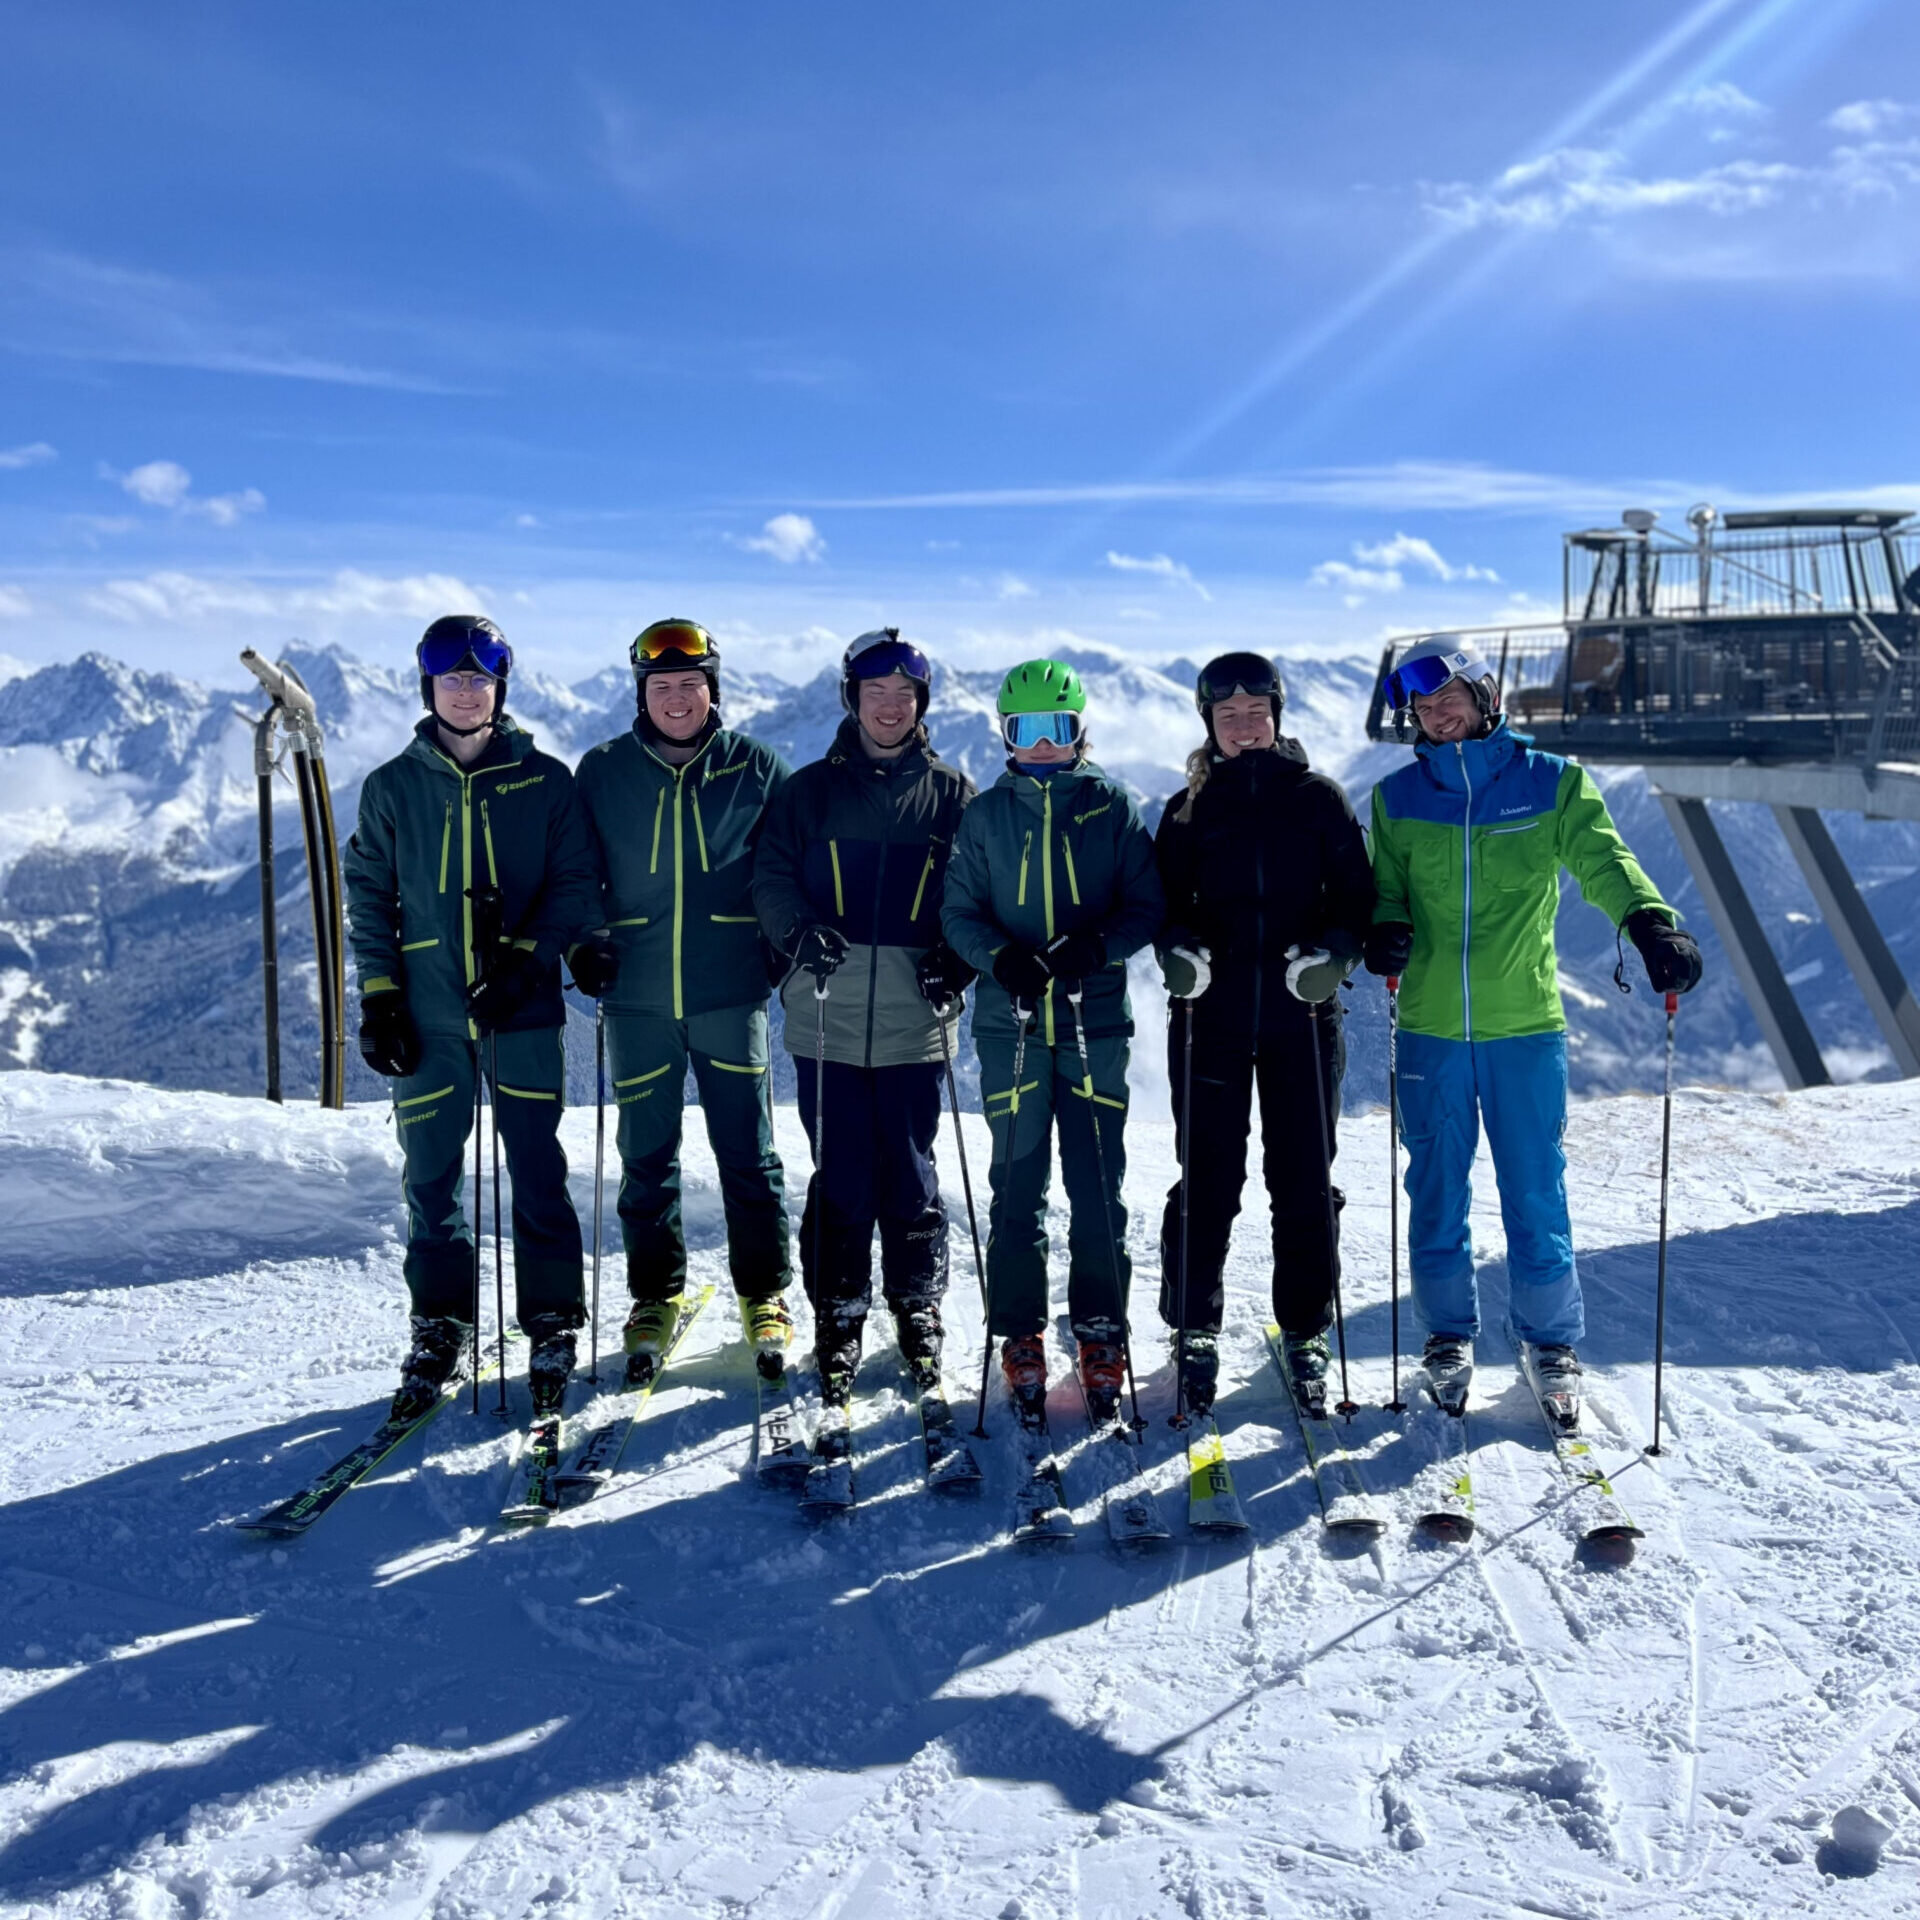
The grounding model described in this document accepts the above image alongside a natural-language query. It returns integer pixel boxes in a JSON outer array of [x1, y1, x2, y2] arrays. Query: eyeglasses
[[633, 620, 715, 664], [433, 671, 498, 694], [419, 628, 512, 678], [1387, 650, 1473, 708], [1002, 711, 1083, 750]]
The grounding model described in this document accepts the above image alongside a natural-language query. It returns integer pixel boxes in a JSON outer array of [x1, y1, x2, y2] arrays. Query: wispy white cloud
[[1352, 533, 1499, 582], [1425, 146, 1797, 230], [996, 574, 1036, 600], [1310, 560, 1404, 606], [106, 459, 266, 527], [0, 585, 31, 618], [1668, 81, 1767, 124], [729, 513, 825, 564], [0, 441, 55, 471], [1104, 550, 1212, 601], [1827, 99, 1915, 138], [84, 569, 488, 624]]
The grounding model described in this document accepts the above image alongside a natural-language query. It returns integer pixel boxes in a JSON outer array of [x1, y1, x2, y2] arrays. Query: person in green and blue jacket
[[344, 614, 600, 1423], [942, 659, 1165, 1424], [571, 620, 795, 1385], [1365, 637, 1703, 1419]]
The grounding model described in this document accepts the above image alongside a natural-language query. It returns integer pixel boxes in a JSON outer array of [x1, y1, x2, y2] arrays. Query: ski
[[1010, 1415, 1074, 1546], [1183, 1417, 1249, 1533], [904, 1359, 984, 1493], [552, 1283, 716, 1501], [1513, 1340, 1641, 1553], [1071, 1372, 1171, 1549], [1404, 1383, 1476, 1543], [1263, 1322, 1385, 1537], [799, 1401, 855, 1514], [753, 1354, 812, 1488], [236, 1358, 496, 1539], [500, 1410, 566, 1528]]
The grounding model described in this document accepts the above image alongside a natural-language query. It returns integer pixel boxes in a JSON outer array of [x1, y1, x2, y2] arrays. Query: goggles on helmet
[[1003, 710, 1084, 751], [418, 627, 512, 680], [632, 620, 716, 666], [1387, 648, 1479, 709], [1196, 653, 1281, 710], [845, 628, 931, 687]]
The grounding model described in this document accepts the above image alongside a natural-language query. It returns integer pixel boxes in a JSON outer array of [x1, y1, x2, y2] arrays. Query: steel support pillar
[[1656, 794, 1831, 1089], [1772, 805, 1920, 1077]]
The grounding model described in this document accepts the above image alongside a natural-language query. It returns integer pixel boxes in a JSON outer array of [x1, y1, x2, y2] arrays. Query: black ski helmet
[[1195, 651, 1284, 742], [417, 614, 512, 728], [630, 618, 722, 708]]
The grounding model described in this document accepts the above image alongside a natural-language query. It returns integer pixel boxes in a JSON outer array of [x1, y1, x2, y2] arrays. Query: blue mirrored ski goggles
[[419, 629, 512, 679], [847, 635, 931, 686], [1002, 710, 1083, 750], [1386, 649, 1474, 708]]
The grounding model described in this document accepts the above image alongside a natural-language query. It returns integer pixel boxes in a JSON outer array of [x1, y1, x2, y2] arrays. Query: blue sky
[[2, 0, 1917, 685]]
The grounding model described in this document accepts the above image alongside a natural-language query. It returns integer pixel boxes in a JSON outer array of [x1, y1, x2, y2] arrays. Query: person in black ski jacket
[[752, 629, 976, 1407], [1153, 651, 1376, 1418], [343, 614, 600, 1424]]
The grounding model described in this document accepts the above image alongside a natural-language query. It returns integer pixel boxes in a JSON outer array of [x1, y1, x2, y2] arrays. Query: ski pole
[[974, 1002, 1031, 1438], [1065, 988, 1145, 1435], [1384, 978, 1407, 1414], [589, 1000, 606, 1385], [489, 1028, 507, 1418], [935, 997, 988, 1318], [1307, 996, 1359, 1421], [1645, 990, 1678, 1458], [471, 1051, 485, 1413], [1171, 994, 1196, 1429]]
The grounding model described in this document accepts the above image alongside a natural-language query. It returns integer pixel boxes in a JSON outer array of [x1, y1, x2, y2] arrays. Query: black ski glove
[[992, 942, 1053, 1002], [1364, 921, 1414, 978], [1625, 909, 1703, 995], [1043, 929, 1106, 987], [915, 942, 976, 1009], [358, 991, 421, 1078], [567, 933, 620, 999], [465, 945, 546, 1030], [794, 924, 850, 982]]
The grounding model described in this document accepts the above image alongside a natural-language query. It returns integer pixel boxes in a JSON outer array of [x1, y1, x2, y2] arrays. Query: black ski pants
[[1158, 997, 1345, 1337], [794, 1058, 948, 1330]]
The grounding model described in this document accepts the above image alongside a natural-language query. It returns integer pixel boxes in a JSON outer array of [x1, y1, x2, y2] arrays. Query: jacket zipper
[[649, 789, 665, 874], [437, 802, 452, 894], [909, 841, 936, 921], [672, 765, 686, 1020], [1251, 754, 1265, 1032], [864, 805, 891, 1070], [1457, 741, 1474, 1041], [1041, 783, 1056, 1048], [1016, 830, 1031, 908]]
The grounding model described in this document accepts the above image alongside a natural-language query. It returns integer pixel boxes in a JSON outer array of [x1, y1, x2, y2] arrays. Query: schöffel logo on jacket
[[1498, 804, 1533, 816]]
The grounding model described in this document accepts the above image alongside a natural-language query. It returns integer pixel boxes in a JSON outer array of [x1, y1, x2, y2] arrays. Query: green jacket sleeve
[[1554, 764, 1671, 927], [341, 768, 404, 997], [939, 804, 1003, 976], [1099, 794, 1166, 964], [1369, 784, 1412, 927]]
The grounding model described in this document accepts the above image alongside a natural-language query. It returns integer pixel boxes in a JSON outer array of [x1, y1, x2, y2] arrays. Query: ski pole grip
[[239, 649, 318, 724], [1386, 975, 1400, 992], [1665, 991, 1678, 1014]]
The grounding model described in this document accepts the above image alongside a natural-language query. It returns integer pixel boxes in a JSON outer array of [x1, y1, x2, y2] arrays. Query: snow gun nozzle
[[239, 649, 318, 724]]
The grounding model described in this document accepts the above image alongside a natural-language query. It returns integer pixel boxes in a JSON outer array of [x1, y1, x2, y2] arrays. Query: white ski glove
[[1164, 945, 1212, 1000], [1284, 944, 1344, 1004]]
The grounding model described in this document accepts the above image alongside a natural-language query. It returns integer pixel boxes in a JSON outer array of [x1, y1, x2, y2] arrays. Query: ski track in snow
[[1, 1068, 1917, 1916]]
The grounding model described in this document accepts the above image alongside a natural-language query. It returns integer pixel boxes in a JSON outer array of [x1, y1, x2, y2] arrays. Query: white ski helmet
[[1385, 636, 1499, 742]]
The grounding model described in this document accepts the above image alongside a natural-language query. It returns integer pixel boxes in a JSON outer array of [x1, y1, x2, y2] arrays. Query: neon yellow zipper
[[481, 799, 499, 886], [1061, 836, 1081, 907], [649, 789, 665, 874], [909, 844, 936, 921], [1016, 830, 1031, 907], [1041, 785, 1056, 1046], [437, 802, 451, 894], [829, 841, 845, 916], [690, 783, 710, 873], [672, 767, 686, 1020]]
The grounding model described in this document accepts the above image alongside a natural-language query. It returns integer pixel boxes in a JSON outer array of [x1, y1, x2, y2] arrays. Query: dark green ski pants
[[976, 1027, 1132, 1340], [391, 1026, 584, 1327], [605, 1003, 790, 1303]]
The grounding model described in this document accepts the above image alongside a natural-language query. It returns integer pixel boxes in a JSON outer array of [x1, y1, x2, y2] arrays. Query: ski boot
[[1523, 1342, 1582, 1432], [390, 1315, 470, 1424], [623, 1294, 683, 1387], [525, 1321, 577, 1418], [815, 1314, 864, 1409], [1000, 1333, 1048, 1431], [1281, 1330, 1332, 1420], [1076, 1337, 1127, 1427], [742, 1293, 793, 1382], [1422, 1333, 1473, 1417], [1173, 1329, 1219, 1423], [892, 1298, 944, 1393]]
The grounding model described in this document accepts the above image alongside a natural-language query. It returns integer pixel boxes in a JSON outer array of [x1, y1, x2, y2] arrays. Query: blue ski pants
[[1394, 1029, 1583, 1348]]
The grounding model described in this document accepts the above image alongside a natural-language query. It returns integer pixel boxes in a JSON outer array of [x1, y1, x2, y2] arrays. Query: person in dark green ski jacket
[[343, 615, 599, 1421], [752, 628, 977, 1404], [571, 619, 796, 1384], [941, 659, 1165, 1421]]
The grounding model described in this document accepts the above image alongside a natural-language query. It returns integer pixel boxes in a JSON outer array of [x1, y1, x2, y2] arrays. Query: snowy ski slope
[[1, 1067, 1917, 1915]]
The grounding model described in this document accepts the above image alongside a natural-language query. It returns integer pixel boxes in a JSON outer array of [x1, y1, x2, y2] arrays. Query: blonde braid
[[1174, 743, 1212, 824]]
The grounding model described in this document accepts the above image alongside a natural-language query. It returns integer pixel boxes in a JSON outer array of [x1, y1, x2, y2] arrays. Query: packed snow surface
[[2, 1066, 1918, 1915]]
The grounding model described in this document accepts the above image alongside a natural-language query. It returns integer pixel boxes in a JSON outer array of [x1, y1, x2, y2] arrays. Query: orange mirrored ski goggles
[[631, 619, 715, 664]]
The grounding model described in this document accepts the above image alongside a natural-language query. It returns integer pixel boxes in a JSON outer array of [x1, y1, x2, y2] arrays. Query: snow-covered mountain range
[[0, 641, 1914, 1106]]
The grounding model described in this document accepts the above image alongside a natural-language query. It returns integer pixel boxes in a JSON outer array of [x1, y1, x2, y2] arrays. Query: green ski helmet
[[997, 659, 1088, 753]]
